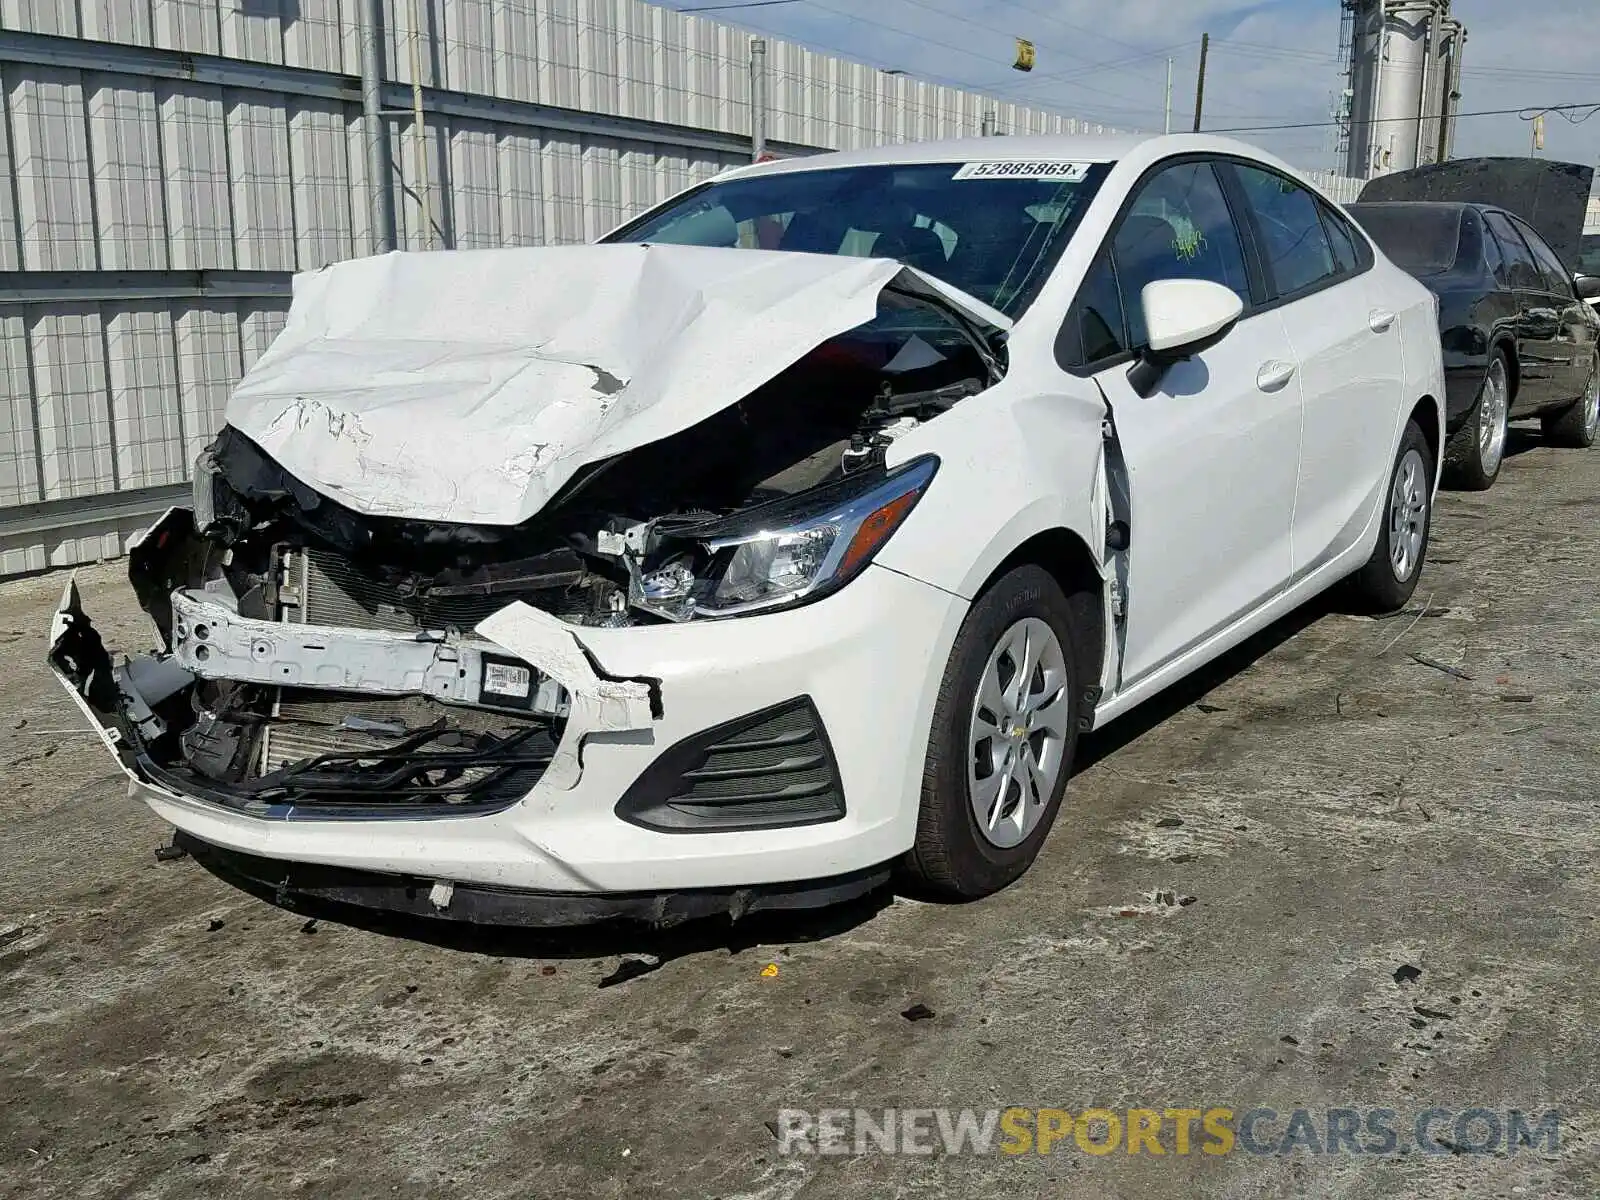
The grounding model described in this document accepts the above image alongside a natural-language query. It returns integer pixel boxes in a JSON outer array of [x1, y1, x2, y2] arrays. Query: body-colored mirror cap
[[1142, 278, 1245, 355]]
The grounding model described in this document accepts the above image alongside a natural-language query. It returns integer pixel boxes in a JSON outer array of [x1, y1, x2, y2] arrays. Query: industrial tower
[[1335, 0, 1468, 179]]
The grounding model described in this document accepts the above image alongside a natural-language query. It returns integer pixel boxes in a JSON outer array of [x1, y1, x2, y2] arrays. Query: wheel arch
[[977, 527, 1107, 697], [1408, 394, 1442, 479], [1490, 334, 1519, 400]]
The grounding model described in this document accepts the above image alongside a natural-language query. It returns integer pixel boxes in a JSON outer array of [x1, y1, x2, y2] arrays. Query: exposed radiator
[[261, 547, 555, 787], [262, 691, 530, 774], [298, 547, 507, 633]]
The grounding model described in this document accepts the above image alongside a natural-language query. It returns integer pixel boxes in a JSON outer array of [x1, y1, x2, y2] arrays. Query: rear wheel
[[904, 564, 1084, 899], [1347, 419, 1434, 614], [1442, 350, 1509, 490], [1542, 357, 1599, 448]]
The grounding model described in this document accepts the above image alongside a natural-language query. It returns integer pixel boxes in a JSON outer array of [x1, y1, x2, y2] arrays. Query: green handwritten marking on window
[[1171, 215, 1206, 262]]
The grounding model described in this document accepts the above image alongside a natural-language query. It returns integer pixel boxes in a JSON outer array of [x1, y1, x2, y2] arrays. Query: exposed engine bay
[[49, 283, 1003, 817]]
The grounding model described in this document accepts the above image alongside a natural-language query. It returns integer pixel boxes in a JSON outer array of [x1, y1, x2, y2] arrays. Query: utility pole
[[749, 38, 768, 161], [406, 0, 432, 248], [1192, 32, 1209, 133], [1164, 56, 1173, 134], [359, 0, 393, 254]]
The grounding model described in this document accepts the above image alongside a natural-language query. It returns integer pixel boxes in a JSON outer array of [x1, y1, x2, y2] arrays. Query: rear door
[[1513, 215, 1595, 408], [1484, 209, 1562, 412], [1057, 157, 1302, 687], [1226, 161, 1405, 577]]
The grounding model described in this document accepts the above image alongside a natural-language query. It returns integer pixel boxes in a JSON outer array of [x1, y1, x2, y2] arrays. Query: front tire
[[1542, 358, 1599, 448], [1347, 419, 1434, 614], [904, 564, 1084, 899], [1442, 350, 1509, 490]]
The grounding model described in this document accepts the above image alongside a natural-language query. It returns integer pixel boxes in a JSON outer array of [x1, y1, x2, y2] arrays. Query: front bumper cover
[[47, 511, 969, 911]]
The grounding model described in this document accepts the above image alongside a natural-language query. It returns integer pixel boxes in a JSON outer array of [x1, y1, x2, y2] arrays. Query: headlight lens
[[632, 455, 937, 620]]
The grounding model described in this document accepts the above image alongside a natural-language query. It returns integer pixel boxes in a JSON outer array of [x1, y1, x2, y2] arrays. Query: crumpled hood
[[226, 243, 1009, 526]]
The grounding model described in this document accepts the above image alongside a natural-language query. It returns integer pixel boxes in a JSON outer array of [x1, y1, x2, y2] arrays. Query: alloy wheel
[[1388, 448, 1429, 583], [967, 617, 1071, 849], [1477, 356, 1509, 477]]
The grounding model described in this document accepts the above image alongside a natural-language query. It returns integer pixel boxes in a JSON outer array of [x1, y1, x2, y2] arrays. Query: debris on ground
[[300, 919, 318, 935], [599, 955, 663, 988], [206, 918, 224, 933], [1498, 694, 1534, 703], [1409, 652, 1472, 681], [1195, 703, 1226, 714], [1155, 816, 1184, 829], [901, 1003, 936, 1022], [1393, 963, 1423, 986], [154, 842, 188, 863]]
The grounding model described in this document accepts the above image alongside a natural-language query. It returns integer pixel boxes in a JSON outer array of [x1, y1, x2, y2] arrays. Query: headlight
[[632, 455, 938, 620], [190, 448, 219, 533]]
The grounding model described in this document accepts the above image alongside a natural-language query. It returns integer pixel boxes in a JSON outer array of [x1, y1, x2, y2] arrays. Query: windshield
[[1346, 203, 1462, 276], [603, 160, 1111, 317], [1578, 233, 1600, 276]]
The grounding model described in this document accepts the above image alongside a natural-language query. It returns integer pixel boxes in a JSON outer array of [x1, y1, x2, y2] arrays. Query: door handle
[[1256, 360, 1296, 392], [1369, 308, 1397, 333]]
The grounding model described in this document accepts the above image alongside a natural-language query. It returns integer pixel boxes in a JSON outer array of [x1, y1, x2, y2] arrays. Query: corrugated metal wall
[[1309, 169, 1365, 206], [0, 0, 1118, 574]]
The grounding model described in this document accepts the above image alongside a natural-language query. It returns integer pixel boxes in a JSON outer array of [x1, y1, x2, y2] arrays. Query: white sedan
[[49, 133, 1443, 923]]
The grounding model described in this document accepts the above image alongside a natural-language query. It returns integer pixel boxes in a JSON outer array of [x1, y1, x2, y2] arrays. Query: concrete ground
[[1, 428, 1597, 1200]]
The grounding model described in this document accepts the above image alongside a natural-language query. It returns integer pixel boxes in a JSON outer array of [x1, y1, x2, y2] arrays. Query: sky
[[659, 0, 1600, 176]]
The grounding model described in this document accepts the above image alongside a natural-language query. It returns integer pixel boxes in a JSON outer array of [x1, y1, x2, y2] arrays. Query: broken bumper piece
[[172, 830, 891, 928], [48, 553, 967, 912]]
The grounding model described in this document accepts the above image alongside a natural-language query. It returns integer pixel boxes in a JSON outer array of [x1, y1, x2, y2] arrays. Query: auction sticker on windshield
[[953, 161, 1092, 182]]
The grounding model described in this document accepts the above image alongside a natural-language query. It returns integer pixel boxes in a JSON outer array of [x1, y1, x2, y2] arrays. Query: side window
[[1477, 211, 1507, 285], [1059, 251, 1127, 368], [1516, 219, 1576, 297], [1320, 203, 1361, 274], [1232, 164, 1338, 297], [1485, 212, 1542, 290], [1111, 160, 1250, 348]]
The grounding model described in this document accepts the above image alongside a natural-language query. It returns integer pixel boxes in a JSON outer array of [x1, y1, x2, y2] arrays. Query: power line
[[1206, 100, 1600, 135], [996, 42, 1195, 91], [1004, 0, 1147, 55], [678, 0, 802, 10]]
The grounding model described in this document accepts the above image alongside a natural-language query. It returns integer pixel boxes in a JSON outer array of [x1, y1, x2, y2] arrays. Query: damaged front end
[[48, 268, 999, 826], [48, 500, 652, 819]]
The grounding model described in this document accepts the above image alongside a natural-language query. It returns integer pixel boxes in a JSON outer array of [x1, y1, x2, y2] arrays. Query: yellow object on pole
[[1012, 38, 1035, 72], [1532, 113, 1546, 153]]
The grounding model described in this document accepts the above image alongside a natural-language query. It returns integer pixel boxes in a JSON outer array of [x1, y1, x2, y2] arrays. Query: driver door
[[1059, 158, 1303, 687]]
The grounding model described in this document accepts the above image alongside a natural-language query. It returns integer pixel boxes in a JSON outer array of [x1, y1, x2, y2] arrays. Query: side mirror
[[1575, 274, 1600, 300], [1127, 279, 1246, 397]]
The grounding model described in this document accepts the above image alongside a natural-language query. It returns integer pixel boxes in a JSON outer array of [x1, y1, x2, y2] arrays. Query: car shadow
[[193, 590, 1358, 962], [1504, 423, 1545, 459], [1076, 589, 1341, 771]]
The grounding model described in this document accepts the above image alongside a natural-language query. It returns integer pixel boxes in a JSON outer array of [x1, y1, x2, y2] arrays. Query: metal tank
[[1341, 0, 1467, 179]]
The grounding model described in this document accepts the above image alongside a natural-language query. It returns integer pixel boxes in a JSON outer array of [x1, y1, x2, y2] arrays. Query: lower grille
[[252, 690, 558, 812], [615, 696, 845, 832]]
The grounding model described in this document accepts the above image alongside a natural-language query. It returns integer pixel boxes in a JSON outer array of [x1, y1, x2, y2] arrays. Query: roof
[[1347, 200, 1474, 213], [722, 132, 1311, 182]]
